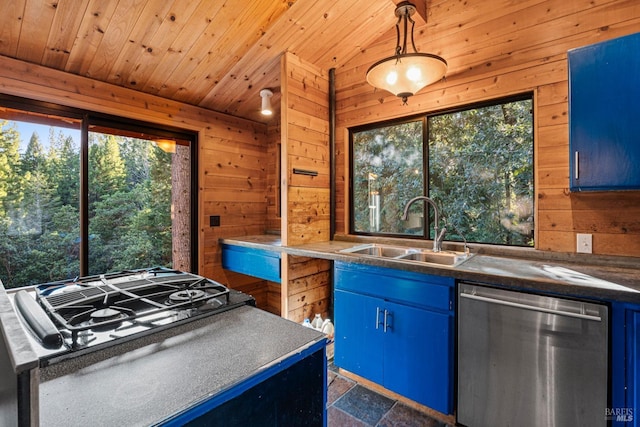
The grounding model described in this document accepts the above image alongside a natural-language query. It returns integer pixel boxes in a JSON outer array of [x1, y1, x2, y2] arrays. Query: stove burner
[[168, 289, 206, 303], [90, 307, 125, 322], [88, 307, 129, 331], [28, 268, 235, 351]]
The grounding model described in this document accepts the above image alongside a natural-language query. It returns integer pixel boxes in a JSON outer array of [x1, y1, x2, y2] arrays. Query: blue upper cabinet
[[569, 32, 640, 191]]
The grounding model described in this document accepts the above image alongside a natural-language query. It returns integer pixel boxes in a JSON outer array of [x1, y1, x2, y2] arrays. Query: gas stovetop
[[7, 267, 254, 365]]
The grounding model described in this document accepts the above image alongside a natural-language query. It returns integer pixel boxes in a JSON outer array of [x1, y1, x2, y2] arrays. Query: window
[[0, 95, 197, 288], [351, 119, 425, 235], [350, 95, 533, 246]]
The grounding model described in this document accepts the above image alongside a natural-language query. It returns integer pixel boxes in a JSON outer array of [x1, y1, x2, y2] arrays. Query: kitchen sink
[[339, 243, 473, 267], [396, 250, 470, 266], [339, 244, 415, 258]]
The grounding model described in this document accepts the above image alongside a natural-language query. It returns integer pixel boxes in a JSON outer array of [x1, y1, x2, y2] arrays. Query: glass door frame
[[0, 93, 199, 276]]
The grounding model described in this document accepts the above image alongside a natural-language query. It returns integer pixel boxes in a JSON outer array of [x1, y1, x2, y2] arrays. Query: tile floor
[[326, 364, 451, 427]]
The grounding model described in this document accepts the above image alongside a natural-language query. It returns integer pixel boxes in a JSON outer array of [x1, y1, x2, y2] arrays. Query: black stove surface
[[8, 267, 254, 366]]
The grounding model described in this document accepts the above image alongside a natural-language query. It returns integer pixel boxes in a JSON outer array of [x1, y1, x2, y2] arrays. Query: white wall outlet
[[576, 233, 593, 254]]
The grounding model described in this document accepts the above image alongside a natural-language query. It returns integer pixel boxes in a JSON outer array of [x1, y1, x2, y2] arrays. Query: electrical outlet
[[576, 233, 592, 254], [209, 215, 220, 227]]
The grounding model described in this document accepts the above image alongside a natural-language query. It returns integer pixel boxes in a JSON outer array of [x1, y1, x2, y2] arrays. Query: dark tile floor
[[326, 364, 450, 427]]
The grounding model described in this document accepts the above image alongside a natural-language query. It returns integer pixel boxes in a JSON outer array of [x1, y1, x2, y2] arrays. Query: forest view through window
[[0, 102, 194, 289], [351, 95, 534, 246]]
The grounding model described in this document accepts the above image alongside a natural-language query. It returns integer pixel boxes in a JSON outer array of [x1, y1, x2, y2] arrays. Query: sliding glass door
[[0, 96, 196, 288], [0, 112, 82, 287], [87, 127, 192, 275]]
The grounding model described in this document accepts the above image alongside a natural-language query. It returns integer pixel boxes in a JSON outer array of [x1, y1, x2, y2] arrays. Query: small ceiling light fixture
[[260, 89, 273, 116], [366, 1, 447, 104]]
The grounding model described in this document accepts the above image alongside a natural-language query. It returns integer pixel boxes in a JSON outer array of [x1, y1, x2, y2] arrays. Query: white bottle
[[311, 313, 323, 330], [321, 319, 334, 338]]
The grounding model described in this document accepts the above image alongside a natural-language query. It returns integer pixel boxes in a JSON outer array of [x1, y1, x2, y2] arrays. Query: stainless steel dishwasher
[[457, 283, 608, 427]]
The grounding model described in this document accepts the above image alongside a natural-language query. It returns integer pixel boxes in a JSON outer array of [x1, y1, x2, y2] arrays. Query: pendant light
[[366, 1, 447, 104]]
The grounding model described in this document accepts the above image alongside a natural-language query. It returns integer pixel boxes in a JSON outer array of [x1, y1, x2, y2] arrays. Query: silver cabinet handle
[[383, 309, 393, 332], [375, 307, 381, 329], [460, 292, 602, 321], [574, 151, 579, 180]]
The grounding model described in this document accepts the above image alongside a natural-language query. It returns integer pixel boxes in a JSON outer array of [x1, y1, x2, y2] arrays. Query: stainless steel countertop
[[220, 235, 640, 304]]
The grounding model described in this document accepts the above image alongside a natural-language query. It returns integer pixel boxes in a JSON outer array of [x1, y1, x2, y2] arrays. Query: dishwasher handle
[[459, 292, 603, 322]]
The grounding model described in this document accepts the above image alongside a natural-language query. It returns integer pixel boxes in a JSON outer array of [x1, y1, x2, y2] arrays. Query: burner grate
[[35, 269, 230, 348]]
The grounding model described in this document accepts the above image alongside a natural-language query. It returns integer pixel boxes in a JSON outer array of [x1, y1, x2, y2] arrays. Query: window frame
[[348, 92, 534, 246], [0, 93, 199, 276], [349, 114, 428, 239]]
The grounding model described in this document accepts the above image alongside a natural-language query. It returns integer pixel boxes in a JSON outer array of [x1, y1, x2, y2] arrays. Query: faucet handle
[[446, 222, 470, 255]]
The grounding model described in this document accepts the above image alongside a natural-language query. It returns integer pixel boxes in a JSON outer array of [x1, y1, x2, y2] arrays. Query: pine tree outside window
[[350, 94, 534, 247], [0, 96, 196, 288]]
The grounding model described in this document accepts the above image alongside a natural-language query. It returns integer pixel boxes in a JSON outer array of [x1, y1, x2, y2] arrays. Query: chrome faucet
[[401, 196, 447, 252]]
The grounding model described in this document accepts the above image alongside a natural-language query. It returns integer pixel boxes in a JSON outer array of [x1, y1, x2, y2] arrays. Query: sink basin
[[339, 243, 473, 267], [339, 244, 414, 258], [396, 250, 471, 266]]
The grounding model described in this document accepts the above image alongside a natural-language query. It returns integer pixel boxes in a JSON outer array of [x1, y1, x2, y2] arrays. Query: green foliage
[[0, 121, 21, 218], [352, 99, 534, 246], [353, 121, 424, 234], [0, 123, 175, 288], [429, 100, 533, 246]]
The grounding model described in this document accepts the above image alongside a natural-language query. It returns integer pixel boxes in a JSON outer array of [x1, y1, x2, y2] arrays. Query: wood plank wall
[[280, 52, 332, 322], [0, 54, 270, 283], [266, 123, 282, 232], [333, 0, 640, 257]]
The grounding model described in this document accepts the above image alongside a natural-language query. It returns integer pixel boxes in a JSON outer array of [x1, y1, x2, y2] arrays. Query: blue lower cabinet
[[626, 309, 640, 426], [221, 244, 281, 283], [334, 262, 454, 415], [383, 299, 450, 413], [611, 303, 640, 426], [162, 344, 326, 426], [334, 290, 384, 384]]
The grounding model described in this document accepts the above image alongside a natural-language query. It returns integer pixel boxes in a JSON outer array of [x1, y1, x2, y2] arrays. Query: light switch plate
[[576, 233, 592, 254]]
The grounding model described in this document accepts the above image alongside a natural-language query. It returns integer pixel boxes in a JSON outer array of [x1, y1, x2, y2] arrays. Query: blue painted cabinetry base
[[162, 344, 327, 427], [333, 261, 454, 415], [221, 244, 281, 283], [626, 310, 640, 426], [611, 302, 640, 426]]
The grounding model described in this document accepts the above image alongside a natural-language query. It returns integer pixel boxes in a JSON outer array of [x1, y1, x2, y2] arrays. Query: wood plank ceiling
[[0, 0, 401, 123]]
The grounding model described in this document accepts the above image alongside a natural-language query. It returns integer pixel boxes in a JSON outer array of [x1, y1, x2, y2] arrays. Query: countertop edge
[[0, 283, 39, 373], [220, 236, 640, 304], [220, 236, 282, 252]]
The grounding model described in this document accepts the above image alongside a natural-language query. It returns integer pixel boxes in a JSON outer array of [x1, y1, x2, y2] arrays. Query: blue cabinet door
[[627, 310, 640, 426], [334, 262, 454, 415], [569, 32, 640, 191], [611, 303, 639, 426], [334, 289, 384, 384], [383, 300, 452, 414]]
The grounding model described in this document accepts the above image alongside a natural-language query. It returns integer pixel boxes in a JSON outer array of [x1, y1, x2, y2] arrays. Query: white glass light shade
[[366, 53, 447, 101], [260, 89, 273, 116]]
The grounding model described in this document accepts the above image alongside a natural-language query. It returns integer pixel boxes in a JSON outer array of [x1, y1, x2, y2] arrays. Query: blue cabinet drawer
[[221, 244, 281, 283], [334, 261, 453, 312]]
